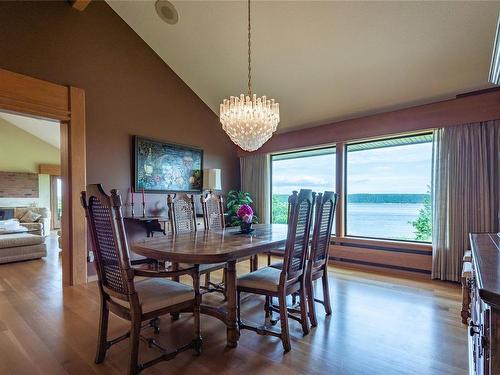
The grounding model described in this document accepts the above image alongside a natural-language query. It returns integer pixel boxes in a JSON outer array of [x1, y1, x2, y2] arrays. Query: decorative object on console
[[130, 187, 135, 217], [134, 136, 203, 193], [237, 204, 253, 233], [203, 168, 221, 194], [219, 0, 280, 152], [142, 187, 146, 218]]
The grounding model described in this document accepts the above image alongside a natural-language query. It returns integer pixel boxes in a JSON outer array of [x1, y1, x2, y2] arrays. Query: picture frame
[[134, 136, 203, 193]]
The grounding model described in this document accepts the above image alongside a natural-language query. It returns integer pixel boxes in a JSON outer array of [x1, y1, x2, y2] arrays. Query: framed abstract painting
[[134, 136, 203, 193]]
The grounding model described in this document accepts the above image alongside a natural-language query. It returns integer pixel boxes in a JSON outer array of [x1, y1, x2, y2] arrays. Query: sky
[[272, 142, 432, 195]]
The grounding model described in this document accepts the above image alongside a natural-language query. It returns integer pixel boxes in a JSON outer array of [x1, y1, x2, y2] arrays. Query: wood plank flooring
[[0, 234, 468, 374]]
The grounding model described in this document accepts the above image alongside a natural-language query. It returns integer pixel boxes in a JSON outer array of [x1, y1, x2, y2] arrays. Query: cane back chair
[[305, 191, 337, 326], [168, 193, 226, 295], [237, 189, 315, 352], [269, 191, 337, 326], [82, 185, 202, 375]]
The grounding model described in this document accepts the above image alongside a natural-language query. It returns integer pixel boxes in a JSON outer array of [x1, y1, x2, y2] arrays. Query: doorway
[[0, 68, 87, 286]]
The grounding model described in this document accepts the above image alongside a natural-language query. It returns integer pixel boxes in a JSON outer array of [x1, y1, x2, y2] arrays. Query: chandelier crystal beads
[[219, 0, 280, 152], [220, 94, 279, 152]]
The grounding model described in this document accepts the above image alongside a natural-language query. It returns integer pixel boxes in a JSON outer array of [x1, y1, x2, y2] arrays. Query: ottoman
[[0, 233, 47, 264]]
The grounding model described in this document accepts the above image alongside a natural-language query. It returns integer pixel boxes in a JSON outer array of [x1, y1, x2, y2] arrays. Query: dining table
[[130, 223, 288, 347]]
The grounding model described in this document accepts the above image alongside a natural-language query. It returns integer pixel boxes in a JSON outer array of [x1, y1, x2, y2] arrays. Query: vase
[[240, 222, 252, 233]]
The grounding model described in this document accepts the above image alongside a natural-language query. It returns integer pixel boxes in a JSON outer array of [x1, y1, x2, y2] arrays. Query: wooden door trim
[[0, 68, 87, 286], [40, 164, 61, 176]]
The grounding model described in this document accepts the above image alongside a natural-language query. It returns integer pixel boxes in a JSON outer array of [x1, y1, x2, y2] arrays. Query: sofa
[[14, 207, 51, 236], [0, 233, 47, 264]]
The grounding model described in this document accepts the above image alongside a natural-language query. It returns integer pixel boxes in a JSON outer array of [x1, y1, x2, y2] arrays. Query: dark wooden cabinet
[[469, 233, 500, 375]]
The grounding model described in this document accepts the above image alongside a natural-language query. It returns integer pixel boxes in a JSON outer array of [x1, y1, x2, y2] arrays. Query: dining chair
[[168, 193, 226, 295], [201, 193, 255, 281], [237, 189, 315, 352], [201, 193, 225, 231], [264, 198, 291, 266], [81, 184, 202, 375], [270, 191, 337, 326], [305, 191, 337, 326]]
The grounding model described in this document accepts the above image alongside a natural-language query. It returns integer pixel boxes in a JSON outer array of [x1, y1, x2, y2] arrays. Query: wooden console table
[[123, 216, 168, 238], [469, 233, 500, 375]]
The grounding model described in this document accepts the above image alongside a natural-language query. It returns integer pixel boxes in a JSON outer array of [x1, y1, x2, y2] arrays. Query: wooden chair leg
[[299, 283, 310, 335], [322, 269, 332, 316], [237, 291, 242, 325], [267, 252, 271, 266], [95, 301, 109, 363], [306, 278, 318, 327], [205, 272, 211, 288], [278, 291, 291, 352], [171, 262, 181, 321], [193, 269, 202, 354], [128, 316, 142, 375]]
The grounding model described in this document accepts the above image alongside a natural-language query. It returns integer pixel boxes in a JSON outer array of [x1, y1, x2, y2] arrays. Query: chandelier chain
[[247, 0, 252, 96], [219, 0, 279, 152]]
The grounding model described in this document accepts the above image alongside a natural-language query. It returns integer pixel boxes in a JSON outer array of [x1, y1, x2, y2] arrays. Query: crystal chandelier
[[219, 0, 280, 152]]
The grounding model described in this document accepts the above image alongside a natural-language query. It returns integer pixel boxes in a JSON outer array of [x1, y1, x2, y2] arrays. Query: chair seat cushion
[[178, 262, 226, 274], [237, 266, 281, 292], [112, 278, 194, 314]]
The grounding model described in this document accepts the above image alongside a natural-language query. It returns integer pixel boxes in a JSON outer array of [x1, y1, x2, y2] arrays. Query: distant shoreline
[[272, 193, 429, 204]]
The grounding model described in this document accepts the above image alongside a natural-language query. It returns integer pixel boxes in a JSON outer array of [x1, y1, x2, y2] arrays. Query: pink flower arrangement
[[237, 204, 253, 224]]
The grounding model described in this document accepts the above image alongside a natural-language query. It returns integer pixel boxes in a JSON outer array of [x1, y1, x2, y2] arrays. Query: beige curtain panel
[[240, 154, 270, 224], [432, 120, 500, 281]]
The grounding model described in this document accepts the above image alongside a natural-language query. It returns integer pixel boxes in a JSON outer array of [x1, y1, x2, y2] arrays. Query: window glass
[[271, 148, 336, 229], [345, 134, 433, 242]]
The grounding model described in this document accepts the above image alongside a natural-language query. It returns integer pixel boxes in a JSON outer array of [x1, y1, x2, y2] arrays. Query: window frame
[[270, 145, 336, 224], [343, 132, 433, 243], [267, 131, 434, 247]]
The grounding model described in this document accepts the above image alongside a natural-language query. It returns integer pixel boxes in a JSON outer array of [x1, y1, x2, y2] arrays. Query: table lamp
[[203, 169, 222, 194]]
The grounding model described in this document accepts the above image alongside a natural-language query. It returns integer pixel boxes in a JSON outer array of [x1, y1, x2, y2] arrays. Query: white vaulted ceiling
[[107, 1, 500, 133], [0, 112, 60, 149]]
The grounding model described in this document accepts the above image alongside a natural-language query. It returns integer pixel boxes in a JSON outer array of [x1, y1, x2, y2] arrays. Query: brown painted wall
[[239, 89, 500, 156], [0, 1, 239, 214]]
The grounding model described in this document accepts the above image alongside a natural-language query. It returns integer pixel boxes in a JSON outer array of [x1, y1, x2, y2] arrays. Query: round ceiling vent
[[155, 0, 179, 25]]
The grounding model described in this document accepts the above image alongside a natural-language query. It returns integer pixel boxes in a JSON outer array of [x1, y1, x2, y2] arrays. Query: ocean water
[[345, 203, 425, 241]]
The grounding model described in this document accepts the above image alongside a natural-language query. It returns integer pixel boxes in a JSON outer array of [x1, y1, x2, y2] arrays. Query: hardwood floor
[[0, 234, 468, 374]]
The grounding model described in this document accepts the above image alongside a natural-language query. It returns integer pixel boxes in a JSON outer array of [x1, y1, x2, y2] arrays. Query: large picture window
[[345, 134, 433, 242], [271, 147, 336, 225]]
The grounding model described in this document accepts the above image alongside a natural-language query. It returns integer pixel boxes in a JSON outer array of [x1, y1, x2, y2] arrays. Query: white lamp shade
[[203, 169, 222, 191]]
